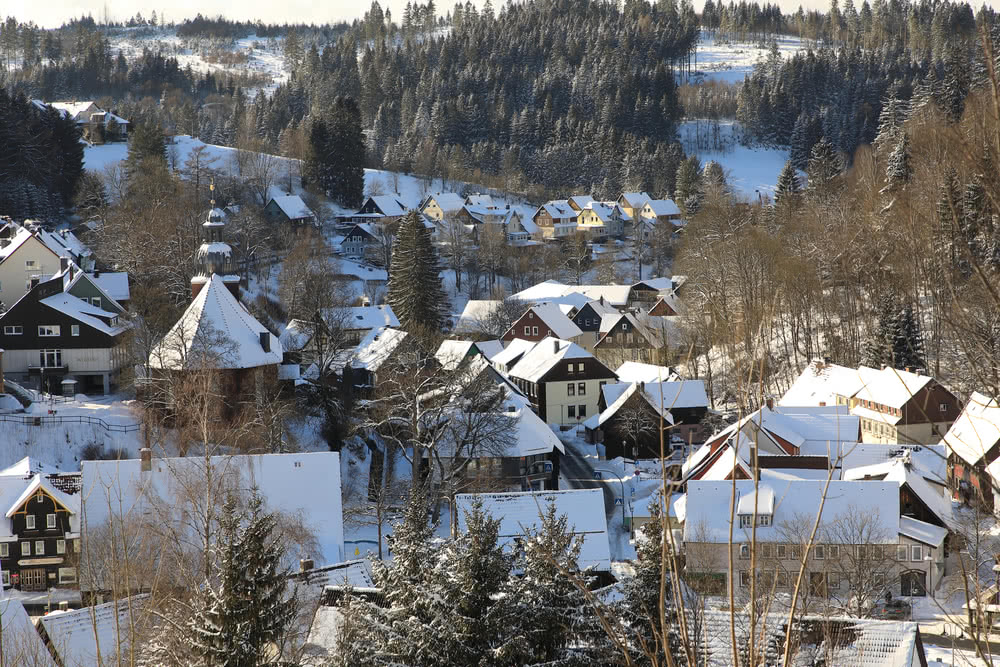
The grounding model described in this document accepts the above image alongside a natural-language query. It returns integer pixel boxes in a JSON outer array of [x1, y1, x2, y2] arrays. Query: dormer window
[[739, 513, 771, 528]]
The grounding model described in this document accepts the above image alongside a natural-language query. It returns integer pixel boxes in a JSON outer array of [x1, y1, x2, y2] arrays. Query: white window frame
[[739, 544, 750, 559], [2, 326, 21, 335], [21, 542, 29, 556], [38, 325, 60, 337], [776, 544, 787, 559], [91, 297, 101, 308], [911, 545, 923, 562], [25, 515, 34, 530], [828, 573, 840, 590], [567, 383, 575, 396], [46, 513, 56, 528], [761, 543, 772, 559], [532, 326, 538, 336], [739, 514, 752, 529], [1, 571, 8, 586], [58, 567, 76, 584], [24, 260, 37, 270], [56, 539, 65, 555], [524, 326, 530, 336], [35, 540, 44, 555], [897, 545, 908, 561], [814, 544, 825, 560], [828, 545, 840, 559], [578, 382, 586, 395], [758, 514, 771, 526], [740, 571, 750, 587], [71, 325, 79, 336], [0, 543, 7, 558]]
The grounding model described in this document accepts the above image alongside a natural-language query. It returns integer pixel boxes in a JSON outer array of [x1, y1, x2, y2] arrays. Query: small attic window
[[356, 315, 363, 320]]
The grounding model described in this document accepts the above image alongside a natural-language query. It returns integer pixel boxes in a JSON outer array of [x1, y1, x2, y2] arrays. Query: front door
[[900, 570, 927, 597], [21, 568, 46, 592]]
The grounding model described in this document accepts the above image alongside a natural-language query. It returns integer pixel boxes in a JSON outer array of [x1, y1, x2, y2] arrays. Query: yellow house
[[577, 202, 630, 239], [419, 193, 466, 222]]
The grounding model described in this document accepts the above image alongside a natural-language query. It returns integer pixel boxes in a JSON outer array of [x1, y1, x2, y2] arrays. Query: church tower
[[191, 181, 241, 299]]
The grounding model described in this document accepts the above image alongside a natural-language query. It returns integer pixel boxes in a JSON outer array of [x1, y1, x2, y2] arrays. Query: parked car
[[873, 598, 911, 620]]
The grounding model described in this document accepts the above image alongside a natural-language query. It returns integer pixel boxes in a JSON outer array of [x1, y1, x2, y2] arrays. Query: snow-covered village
[[0, 0, 999, 665]]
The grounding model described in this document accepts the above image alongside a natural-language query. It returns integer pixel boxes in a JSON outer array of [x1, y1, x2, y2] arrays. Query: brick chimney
[[59, 256, 69, 274], [260, 332, 271, 353], [765, 397, 774, 410], [140, 447, 152, 472]]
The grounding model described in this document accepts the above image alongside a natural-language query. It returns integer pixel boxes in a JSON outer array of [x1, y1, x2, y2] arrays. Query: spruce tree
[[806, 136, 842, 192], [386, 210, 451, 331], [188, 491, 297, 667], [863, 291, 901, 369], [773, 160, 800, 207], [895, 303, 925, 371], [127, 120, 166, 168], [884, 131, 912, 191]]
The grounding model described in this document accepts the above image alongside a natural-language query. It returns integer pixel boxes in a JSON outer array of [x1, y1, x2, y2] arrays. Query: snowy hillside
[[679, 120, 789, 199], [690, 31, 808, 84]]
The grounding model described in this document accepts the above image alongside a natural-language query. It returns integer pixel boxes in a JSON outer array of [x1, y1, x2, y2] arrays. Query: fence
[[0, 413, 140, 433]]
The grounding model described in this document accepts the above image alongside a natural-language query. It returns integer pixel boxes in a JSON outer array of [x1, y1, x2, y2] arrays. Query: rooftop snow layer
[[508, 337, 597, 383], [944, 391, 1000, 467], [456, 489, 610, 570], [615, 361, 681, 383], [39, 595, 148, 667], [150, 274, 282, 370], [779, 360, 867, 407], [351, 327, 408, 371], [269, 194, 315, 220]]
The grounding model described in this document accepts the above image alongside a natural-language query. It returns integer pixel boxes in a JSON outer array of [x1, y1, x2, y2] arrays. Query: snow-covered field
[[679, 120, 789, 199], [691, 31, 809, 84]]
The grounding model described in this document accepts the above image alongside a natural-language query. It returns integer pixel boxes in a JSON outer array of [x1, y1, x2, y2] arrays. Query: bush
[[80, 444, 129, 461]]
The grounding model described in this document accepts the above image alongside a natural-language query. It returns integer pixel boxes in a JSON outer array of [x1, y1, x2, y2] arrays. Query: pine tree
[[188, 491, 297, 667], [773, 160, 800, 207], [864, 291, 901, 369], [895, 303, 926, 371], [674, 156, 702, 216], [386, 210, 451, 331], [806, 136, 842, 192], [618, 498, 689, 665], [884, 131, 912, 191], [127, 119, 166, 168]]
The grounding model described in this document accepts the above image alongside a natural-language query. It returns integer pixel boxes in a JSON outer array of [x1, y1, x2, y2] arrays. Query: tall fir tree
[[884, 131, 912, 191], [188, 491, 297, 667], [386, 210, 452, 331], [863, 291, 901, 369], [806, 136, 842, 192], [894, 303, 926, 371], [773, 160, 800, 208]]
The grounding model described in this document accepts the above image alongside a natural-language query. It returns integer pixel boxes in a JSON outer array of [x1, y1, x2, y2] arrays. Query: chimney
[[299, 557, 314, 573], [94, 270, 100, 278], [140, 447, 152, 472], [58, 600, 69, 611], [819, 401, 826, 407], [765, 397, 774, 410], [59, 257, 69, 273], [905, 366, 913, 373], [260, 331, 271, 353], [553, 340, 559, 354], [600, 295, 604, 305]]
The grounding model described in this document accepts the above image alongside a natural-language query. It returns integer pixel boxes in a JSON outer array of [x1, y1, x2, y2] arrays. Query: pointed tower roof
[[150, 274, 282, 370]]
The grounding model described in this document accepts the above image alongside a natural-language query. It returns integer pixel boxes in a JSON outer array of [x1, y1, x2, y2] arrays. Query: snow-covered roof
[[40, 293, 128, 337], [736, 485, 775, 515], [632, 277, 675, 292], [899, 516, 947, 548], [367, 196, 407, 217], [0, 473, 80, 540], [843, 455, 955, 529], [504, 390, 566, 457], [424, 192, 465, 212], [537, 200, 577, 221], [280, 319, 315, 352], [643, 199, 681, 216], [269, 194, 315, 221], [852, 365, 936, 409], [581, 201, 618, 223], [454, 300, 500, 334], [333, 259, 387, 282], [839, 444, 947, 481], [435, 340, 477, 371], [5, 474, 80, 519], [0, 227, 32, 261], [0, 457, 67, 477], [944, 391, 1000, 467], [492, 338, 537, 370], [455, 489, 611, 570], [0, 598, 57, 666], [292, 559, 375, 609], [683, 480, 900, 544], [351, 327, 408, 372], [465, 194, 497, 208], [768, 406, 860, 454], [568, 195, 594, 209], [619, 192, 651, 208], [475, 340, 504, 361], [36, 228, 91, 261], [697, 610, 923, 667], [615, 361, 681, 383], [517, 303, 583, 340], [508, 337, 600, 384], [39, 595, 148, 667], [150, 274, 283, 370], [343, 305, 399, 330], [81, 452, 344, 566], [87, 272, 130, 303], [49, 101, 97, 119], [779, 361, 867, 407], [583, 381, 676, 431], [572, 285, 631, 307]]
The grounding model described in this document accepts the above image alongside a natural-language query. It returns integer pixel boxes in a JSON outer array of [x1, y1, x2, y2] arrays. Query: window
[[38, 325, 60, 337], [578, 383, 586, 395], [791, 544, 802, 559], [577, 363, 584, 372], [46, 514, 55, 529], [567, 383, 575, 396], [828, 573, 840, 590], [897, 545, 908, 561], [39, 350, 62, 368], [2, 326, 21, 335], [524, 326, 530, 336], [739, 514, 752, 529], [939, 403, 948, 413], [758, 514, 771, 526], [739, 544, 750, 559], [25, 515, 34, 530], [578, 404, 586, 417], [762, 543, 773, 558], [71, 325, 79, 336], [21, 542, 29, 556], [24, 260, 37, 269], [777, 544, 787, 559], [532, 326, 539, 336], [58, 568, 76, 584], [911, 545, 923, 562], [567, 363, 574, 373], [828, 545, 840, 559], [56, 539, 65, 555], [90, 297, 101, 308], [777, 571, 789, 588], [740, 571, 750, 587], [567, 405, 576, 418], [814, 545, 825, 560], [1, 571, 8, 586], [35, 541, 44, 555], [0, 543, 7, 558]]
